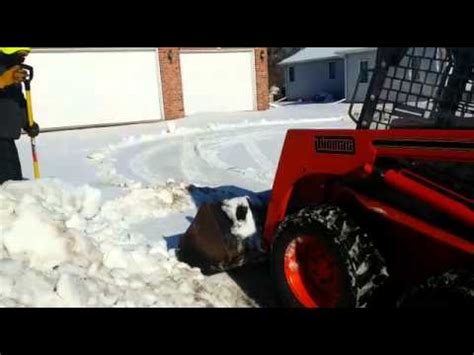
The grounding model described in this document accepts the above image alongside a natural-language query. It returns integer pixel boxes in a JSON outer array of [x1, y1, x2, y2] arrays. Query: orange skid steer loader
[[178, 47, 474, 308]]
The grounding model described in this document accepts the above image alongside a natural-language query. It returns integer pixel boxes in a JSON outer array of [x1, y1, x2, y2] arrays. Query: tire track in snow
[[129, 138, 185, 184], [98, 116, 353, 191], [240, 135, 277, 183], [181, 136, 223, 186], [183, 128, 280, 189]]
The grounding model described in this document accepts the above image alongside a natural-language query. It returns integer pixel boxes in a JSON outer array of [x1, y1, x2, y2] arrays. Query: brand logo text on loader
[[315, 136, 355, 154]]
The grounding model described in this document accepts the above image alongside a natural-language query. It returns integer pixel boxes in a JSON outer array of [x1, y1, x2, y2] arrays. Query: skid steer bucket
[[177, 195, 269, 275]]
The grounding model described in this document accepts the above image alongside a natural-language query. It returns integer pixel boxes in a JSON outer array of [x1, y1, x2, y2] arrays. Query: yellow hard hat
[[0, 47, 32, 55]]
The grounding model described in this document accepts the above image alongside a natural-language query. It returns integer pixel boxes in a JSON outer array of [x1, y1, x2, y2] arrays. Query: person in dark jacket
[[0, 47, 40, 184]]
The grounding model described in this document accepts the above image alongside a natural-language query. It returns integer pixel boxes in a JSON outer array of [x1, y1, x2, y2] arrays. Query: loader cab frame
[[349, 47, 474, 130]]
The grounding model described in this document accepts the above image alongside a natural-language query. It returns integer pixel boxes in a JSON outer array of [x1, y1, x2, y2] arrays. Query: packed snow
[[221, 197, 257, 239], [0, 179, 256, 307], [7, 103, 356, 307]]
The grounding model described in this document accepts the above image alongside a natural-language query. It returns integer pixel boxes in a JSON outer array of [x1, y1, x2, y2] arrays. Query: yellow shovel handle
[[25, 90, 35, 127], [25, 89, 40, 179]]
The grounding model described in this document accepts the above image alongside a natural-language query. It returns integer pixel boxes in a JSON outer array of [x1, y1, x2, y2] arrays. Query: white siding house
[[279, 48, 353, 101], [337, 48, 377, 102], [338, 48, 443, 103], [279, 47, 377, 103]]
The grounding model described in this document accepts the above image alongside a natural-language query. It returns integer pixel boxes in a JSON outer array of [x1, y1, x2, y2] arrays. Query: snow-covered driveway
[[1, 103, 355, 307]]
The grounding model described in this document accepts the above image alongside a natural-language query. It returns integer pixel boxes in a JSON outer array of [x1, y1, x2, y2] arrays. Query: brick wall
[[159, 48, 269, 119], [254, 47, 270, 111], [158, 48, 185, 120]]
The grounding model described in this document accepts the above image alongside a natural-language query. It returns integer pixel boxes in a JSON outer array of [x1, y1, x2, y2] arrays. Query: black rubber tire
[[397, 269, 474, 308], [271, 204, 389, 308]]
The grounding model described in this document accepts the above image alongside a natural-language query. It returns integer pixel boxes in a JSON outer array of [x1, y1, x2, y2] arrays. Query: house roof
[[335, 47, 377, 56], [278, 47, 375, 65]]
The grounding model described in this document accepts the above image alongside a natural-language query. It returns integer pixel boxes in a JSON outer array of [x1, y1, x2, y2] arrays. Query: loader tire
[[397, 269, 474, 308], [271, 205, 389, 308]]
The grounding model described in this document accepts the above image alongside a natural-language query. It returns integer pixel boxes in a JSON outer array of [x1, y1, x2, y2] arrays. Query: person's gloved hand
[[0, 65, 28, 89], [24, 122, 40, 138]]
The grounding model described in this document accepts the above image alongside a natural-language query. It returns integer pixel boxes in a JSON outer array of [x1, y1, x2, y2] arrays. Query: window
[[360, 60, 369, 83], [289, 67, 295, 82], [329, 61, 336, 79]]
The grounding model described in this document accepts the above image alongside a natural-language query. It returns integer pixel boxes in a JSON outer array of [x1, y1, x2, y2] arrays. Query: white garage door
[[27, 49, 163, 129], [180, 50, 256, 115]]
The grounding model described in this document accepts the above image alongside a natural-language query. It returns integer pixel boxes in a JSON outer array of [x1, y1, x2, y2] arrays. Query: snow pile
[[220, 196, 265, 258], [205, 117, 346, 132], [0, 180, 255, 307], [221, 197, 257, 239], [98, 181, 193, 229]]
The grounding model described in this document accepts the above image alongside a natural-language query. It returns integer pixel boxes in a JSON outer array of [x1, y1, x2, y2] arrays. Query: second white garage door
[[180, 50, 256, 115], [27, 49, 163, 129]]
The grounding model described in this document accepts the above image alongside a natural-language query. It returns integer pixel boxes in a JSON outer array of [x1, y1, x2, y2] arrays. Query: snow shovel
[[177, 193, 270, 275], [21, 64, 40, 179]]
